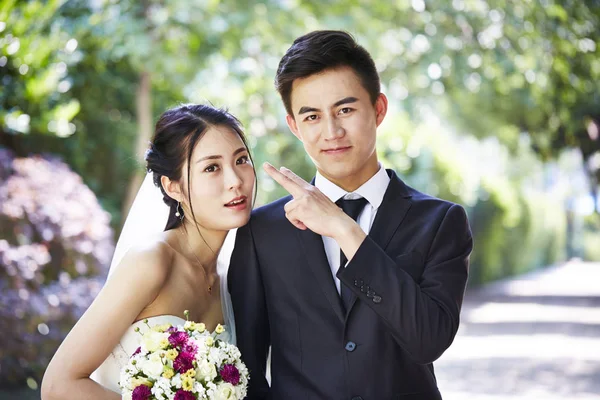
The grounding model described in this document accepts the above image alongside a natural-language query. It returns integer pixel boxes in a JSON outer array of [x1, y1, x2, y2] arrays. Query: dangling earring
[[175, 202, 184, 220]]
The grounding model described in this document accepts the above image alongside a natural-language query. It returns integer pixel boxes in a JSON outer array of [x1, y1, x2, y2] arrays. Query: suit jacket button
[[354, 280, 359, 287], [360, 285, 366, 293], [373, 295, 382, 304], [345, 341, 356, 352], [366, 290, 375, 298]]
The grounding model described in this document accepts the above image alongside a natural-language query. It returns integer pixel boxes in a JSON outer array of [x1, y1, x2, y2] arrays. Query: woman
[[41, 104, 256, 399]]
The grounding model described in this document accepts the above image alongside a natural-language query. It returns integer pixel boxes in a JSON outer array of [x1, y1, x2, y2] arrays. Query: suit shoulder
[[250, 195, 292, 221], [405, 185, 466, 214]]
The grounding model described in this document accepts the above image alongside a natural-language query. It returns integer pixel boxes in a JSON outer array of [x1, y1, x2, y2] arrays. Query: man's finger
[[279, 167, 311, 190], [285, 212, 307, 230], [263, 162, 305, 198]]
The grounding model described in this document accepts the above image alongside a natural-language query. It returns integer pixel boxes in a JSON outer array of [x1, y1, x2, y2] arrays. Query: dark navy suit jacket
[[228, 169, 473, 400]]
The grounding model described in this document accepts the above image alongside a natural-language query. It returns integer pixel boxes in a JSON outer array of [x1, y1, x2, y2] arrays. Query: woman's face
[[180, 125, 255, 232]]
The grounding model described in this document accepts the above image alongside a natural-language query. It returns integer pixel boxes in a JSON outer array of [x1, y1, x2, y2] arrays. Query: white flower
[[141, 357, 164, 377], [214, 382, 236, 400], [194, 381, 206, 397], [208, 347, 224, 365], [196, 359, 217, 382], [171, 374, 182, 389], [142, 330, 166, 352]]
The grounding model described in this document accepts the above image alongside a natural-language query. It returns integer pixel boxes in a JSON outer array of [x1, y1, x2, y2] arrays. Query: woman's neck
[[177, 221, 227, 273]]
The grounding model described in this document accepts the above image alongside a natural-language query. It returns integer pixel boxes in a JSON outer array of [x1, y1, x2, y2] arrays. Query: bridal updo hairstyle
[[145, 104, 254, 230]]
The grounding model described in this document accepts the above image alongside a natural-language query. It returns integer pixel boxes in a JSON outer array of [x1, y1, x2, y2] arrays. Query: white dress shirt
[[314, 164, 391, 294]]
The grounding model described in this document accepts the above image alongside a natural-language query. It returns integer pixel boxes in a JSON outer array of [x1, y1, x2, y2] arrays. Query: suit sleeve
[[338, 204, 473, 364], [228, 221, 270, 399]]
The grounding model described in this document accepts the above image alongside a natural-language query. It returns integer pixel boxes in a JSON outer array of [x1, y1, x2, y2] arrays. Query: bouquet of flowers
[[119, 311, 248, 400]]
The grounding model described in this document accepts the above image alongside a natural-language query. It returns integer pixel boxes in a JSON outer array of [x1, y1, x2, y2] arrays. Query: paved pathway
[[435, 260, 600, 400]]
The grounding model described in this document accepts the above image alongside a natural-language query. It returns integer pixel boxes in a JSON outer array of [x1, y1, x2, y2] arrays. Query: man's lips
[[322, 146, 352, 154]]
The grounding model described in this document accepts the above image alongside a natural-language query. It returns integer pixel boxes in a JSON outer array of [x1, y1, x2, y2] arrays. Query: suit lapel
[[297, 228, 346, 323], [368, 170, 412, 250], [346, 170, 413, 315]]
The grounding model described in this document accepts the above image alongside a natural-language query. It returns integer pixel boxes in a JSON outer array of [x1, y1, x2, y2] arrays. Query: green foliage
[[2, 0, 593, 283], [582, 215, 600, 261]]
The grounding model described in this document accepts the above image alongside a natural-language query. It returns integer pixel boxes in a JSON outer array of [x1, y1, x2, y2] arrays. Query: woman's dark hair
[[275, 30, 381, 116], [145, 103, 255, 231]]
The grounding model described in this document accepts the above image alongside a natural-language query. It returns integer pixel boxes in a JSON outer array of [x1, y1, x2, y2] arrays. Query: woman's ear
[[161, 175, 183, 203]]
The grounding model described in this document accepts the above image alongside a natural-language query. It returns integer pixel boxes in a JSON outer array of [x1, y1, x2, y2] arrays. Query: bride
[[41, 104, 256, 399]]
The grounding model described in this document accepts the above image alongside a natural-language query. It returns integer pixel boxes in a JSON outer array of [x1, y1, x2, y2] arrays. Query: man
[[228, 30, 473, 400]]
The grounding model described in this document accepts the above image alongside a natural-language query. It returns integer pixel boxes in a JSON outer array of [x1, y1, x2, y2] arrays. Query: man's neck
[[317, 161, 380, 193]]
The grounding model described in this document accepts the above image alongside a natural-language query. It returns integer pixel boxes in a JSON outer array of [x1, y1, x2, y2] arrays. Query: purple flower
[[220, 364, 241, 385], [173, 351, 195, 373], [168, 331, 189, 348], [167, 326, 178, 333], [174, 390, 196, 400], [132, 347, 141, 356], [132, 385, 152, 400], [182, 341, 198, 356]]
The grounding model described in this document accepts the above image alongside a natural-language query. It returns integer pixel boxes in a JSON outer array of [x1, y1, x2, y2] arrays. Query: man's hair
[[275, 30, 381, 116]]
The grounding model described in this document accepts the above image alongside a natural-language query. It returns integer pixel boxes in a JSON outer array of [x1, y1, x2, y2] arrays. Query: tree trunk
[[121, 70, 152, 226]]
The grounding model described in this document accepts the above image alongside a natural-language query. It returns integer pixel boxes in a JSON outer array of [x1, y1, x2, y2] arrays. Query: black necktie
[[336, 197, 368, 312]]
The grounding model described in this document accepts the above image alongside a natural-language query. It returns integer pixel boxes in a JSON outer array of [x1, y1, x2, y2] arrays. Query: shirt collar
[[315, 163, 390, 210]]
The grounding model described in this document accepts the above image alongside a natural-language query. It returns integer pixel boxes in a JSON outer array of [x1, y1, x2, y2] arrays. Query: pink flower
[[168, 331, 188, 348], [173, 351, 195, 373], [220, 364, 240, 385], [132, 347, 141, 356], [174, 390, 195, 400], [132, 385, 152, 400]]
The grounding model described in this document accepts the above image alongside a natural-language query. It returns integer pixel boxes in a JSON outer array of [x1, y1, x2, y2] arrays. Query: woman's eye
[[236, 155, 249, 165], [204, 164, 219, 173]]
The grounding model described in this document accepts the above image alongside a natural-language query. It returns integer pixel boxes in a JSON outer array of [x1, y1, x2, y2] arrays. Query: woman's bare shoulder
[[113, 233, 178, 280]]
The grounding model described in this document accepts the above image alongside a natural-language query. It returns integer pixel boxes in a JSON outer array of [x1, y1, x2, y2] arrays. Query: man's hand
[[263, 162, 367, 259]]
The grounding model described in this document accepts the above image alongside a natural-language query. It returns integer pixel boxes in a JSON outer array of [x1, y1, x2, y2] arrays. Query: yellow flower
[[131, 377, 153, 388], [159, 338, 170, 349], [184, 321, 195, 330], [184, 368, 197, 380], [215, 324, 225, 334], [182, 376, 194, 391], [195, 323, 206, 333], [166, 349, 179, 360], [205, 336, 214, 347], [162, 367, 175, 379]]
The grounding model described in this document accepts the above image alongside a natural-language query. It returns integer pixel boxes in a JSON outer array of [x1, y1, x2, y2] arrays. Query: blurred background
[[1, 0, 599, 399]]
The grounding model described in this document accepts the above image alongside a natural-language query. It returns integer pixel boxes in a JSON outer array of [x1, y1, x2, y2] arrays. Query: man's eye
[[304, 115, 318, 122], [339, 107, 353, 114]]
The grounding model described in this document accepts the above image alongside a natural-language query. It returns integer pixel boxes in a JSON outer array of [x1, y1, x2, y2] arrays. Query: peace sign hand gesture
[[263, 162, 367, 260]]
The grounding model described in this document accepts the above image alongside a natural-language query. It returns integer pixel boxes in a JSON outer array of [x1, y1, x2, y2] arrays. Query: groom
[[228, 30, 473, 400]]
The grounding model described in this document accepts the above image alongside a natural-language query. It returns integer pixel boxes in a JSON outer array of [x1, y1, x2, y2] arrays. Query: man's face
[[286, 66, 387, 191]]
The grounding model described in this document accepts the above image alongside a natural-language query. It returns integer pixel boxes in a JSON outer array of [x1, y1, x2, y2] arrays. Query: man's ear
[[286, 114, 303, 142], [375, 93, 388, 127], [161, 175, 183, 203]]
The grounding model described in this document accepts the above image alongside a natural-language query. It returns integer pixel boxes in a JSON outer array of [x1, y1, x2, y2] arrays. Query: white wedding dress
[[90, 315, 233, 393], [92, 174, 238, 394]]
